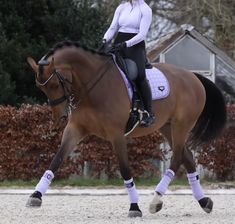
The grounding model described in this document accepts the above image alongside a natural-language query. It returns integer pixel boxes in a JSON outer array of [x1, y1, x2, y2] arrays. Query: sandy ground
[[0, 193, 234, 224]]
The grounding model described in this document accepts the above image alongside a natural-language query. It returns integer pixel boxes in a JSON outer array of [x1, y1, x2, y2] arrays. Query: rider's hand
[[98, 39, 108, 52], [114, 42, 127, 51], [109, 42, 127, 53]]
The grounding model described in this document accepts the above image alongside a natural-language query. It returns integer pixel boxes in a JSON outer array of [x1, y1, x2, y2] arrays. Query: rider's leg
[[136, 78, 155, 125], [124, 43, 155, 127]]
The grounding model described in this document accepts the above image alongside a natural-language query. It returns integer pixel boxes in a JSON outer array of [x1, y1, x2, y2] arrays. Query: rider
[[102, 0, 155, 127]]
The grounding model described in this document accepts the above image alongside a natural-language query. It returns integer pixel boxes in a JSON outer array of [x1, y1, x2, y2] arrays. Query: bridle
[[35, 57, 112, 115], [36, 65, 72, 107]]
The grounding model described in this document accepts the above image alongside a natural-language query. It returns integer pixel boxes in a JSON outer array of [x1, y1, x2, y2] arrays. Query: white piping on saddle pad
[[111, 54, 170, 101]]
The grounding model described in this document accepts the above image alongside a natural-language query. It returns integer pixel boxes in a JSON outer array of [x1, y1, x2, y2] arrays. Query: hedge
[[198, 104, 235, 180], [0, 104, 234, 181], [0, 104, 165, 180], [0, 104, 75, 180]]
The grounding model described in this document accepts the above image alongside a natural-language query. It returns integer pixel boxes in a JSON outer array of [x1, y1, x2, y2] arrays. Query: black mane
[[44, 40, 107, 60]]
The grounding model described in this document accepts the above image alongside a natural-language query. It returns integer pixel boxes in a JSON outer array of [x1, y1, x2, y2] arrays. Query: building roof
[[147, 25, 235, 99], [147, 25, 235, 68]]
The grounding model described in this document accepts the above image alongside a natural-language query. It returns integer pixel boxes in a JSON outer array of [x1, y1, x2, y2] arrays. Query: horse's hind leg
[[112, 135, 142, 218], [183, 148, 213, 213]]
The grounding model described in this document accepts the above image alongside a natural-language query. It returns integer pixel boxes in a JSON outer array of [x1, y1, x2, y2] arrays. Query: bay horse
[[26, 41, 226, 217]]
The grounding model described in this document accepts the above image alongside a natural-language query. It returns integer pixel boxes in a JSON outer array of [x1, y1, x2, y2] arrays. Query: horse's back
[[154, 63, 205, 91]]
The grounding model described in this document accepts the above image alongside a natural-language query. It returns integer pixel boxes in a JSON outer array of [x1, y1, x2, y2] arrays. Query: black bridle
[[36, 67, 72, 107], [35, 57, 112, 114]]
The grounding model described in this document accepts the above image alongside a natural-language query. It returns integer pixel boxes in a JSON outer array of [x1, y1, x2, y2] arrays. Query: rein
[[75, 57, 112, 105]]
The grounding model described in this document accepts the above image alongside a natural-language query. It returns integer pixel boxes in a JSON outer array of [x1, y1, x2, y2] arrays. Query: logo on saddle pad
[[158, 86, 165, 92]]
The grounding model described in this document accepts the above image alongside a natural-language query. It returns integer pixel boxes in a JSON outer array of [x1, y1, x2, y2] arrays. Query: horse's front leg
[[112, 135, 142, 218], [26, 123, 86, 207]]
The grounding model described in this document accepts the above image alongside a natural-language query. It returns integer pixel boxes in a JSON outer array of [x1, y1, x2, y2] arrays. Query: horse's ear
[[27, 57, 38, 72]]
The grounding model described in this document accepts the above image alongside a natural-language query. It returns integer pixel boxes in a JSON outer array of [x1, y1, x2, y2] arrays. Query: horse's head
[[27, 57, 73, 124]]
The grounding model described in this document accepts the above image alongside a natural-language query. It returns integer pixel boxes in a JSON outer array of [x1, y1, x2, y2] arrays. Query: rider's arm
[[125, 4, 152, 47], [103, 4, 123, 43]]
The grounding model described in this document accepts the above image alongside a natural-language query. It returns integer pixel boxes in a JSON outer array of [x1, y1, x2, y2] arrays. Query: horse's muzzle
[[51, 110, 68, 130]]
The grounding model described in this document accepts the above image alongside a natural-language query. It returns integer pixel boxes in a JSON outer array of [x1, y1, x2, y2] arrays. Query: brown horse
[[26, 41, 226, 217]]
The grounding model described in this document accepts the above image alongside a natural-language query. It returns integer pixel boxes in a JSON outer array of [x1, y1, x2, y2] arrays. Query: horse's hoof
[[198, 197, 213, 213], [149, 200, 163, 213], [26, 191, 42, 207], [128, 203, 142, 218], [26, 197, 42, 207], [149, 192, 163, 213], [128, 210, 142, 218]]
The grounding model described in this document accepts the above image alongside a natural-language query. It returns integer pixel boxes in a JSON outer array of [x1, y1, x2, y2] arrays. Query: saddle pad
[[113, 55, 170, 101]]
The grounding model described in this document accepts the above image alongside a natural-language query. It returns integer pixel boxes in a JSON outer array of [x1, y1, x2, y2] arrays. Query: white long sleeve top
[[103, 0, 152, 47]]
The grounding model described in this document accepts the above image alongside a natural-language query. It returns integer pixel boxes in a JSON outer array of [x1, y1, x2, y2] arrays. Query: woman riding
[[103, 0, 155, 127]]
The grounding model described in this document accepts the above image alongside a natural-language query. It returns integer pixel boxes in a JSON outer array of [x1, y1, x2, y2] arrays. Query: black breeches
[[114, 32, 146, 84]]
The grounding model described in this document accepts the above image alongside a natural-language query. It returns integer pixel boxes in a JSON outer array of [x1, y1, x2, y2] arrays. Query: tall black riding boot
[[137, 78, 155, 127]]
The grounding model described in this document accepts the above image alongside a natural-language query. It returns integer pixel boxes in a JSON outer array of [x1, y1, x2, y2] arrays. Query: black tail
[[190, 73, 227, 145]]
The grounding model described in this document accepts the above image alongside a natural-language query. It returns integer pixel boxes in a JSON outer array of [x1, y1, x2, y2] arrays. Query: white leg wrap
[[187, 172, 204, 201], [124, 178, 139, 204], [155, 169, 175, 195], [35, 170, 54, 195]]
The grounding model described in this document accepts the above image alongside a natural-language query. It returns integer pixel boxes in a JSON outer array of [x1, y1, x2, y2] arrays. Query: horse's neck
[[54, 48, 130, 136], [55, 48, 117, 105], [58, 48, 106, 84]]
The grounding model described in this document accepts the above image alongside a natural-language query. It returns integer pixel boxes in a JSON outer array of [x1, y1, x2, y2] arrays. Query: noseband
[[36, 70, 71, 107]]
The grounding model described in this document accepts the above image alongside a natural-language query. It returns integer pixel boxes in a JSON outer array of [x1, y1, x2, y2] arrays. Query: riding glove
[[114, 42, 127, 51], [99, 39, 108, 52]]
